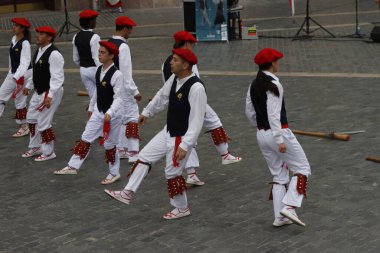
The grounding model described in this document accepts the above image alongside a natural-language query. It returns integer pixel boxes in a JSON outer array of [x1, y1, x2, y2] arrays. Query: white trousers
[[185, 104, 228, 170], [117, 93, 140, 152], [125, 127, 193, 209], [0, 71, 31, 124], [68, 106, 122, 175], [27, 87, 63, 156], [79, 67, 97, 99], [257, 128, 311, 208]]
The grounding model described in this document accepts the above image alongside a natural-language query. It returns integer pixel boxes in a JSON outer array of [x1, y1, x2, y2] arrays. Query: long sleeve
[[180, 83, 207, 151], [47, 51, 65, 98], [119, 43, 139, 96], [89, 89, 97, 112], [13, 40, 31, 81], [267, 89, 284, 144], [141, 75, 175, 117], [90, 34, 101, 67], [192, 64, 200, 78], [245, 83, 257, 127], [72, 34, 80, 66], [106, 70, 124, 117]]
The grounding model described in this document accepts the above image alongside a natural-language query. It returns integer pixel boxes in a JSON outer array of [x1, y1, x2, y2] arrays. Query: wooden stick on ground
[[292, 130, 350, 141], [366, 156, 380, 163], [77, 90, 89, 96]]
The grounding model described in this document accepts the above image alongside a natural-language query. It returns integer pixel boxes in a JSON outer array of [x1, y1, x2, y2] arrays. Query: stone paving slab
[[2, 73, 380, 252], [2, 1, 380, 252]]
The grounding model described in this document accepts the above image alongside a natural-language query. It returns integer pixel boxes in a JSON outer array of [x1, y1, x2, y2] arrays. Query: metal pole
[[306, 0, 310, 35]]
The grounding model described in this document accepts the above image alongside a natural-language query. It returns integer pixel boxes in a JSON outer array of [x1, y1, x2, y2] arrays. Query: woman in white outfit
[[245, 48, 311, 227], [0, 18, 32, 137]]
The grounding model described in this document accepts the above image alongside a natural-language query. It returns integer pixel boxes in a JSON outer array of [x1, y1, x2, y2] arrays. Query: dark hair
[[23, 27, 31, 42], [116, 25, 132, 31], [173, 40, 187, 49], [255, 70, 279, 97], [80, 17, 96, 29]]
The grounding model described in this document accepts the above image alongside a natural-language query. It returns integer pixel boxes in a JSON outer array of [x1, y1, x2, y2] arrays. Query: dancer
[[21, 26, 64, 161], [0, 18, 32, 137], [162, 30, 241, 186], [109, 16, 141, 163], [54, 41, 124, 185], [105, 48, 206, 220], [245, 48, 311, 227], [73, 9, 101, 100]]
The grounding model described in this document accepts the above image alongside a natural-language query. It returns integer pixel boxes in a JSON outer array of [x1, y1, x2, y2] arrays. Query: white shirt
[[72, 29, 101, 67], [88, 63, 124, 117], [245, 70, 285, 144], [112, 35, 140, 96], [27, 43, 65, 98], [8, 35, 31, 81], [142, 73, 207, 151]]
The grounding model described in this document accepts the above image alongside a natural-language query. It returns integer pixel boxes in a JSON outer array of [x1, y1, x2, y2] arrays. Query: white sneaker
[[22, 147, 42, 158], [12, 125, 30, 137], [273, 217, 293, 227], [54, 166, 78, 175], [128, 152, 139, 163], [280, 206, 306, 227], [221, 153, 242, 165], [101, 173, 121, 185], [118, 148, 129, 159], [186, 173, 205, 186], [34, 153, 56, 162], [163, 207, 191, 220], [104, 189, 133, 205]]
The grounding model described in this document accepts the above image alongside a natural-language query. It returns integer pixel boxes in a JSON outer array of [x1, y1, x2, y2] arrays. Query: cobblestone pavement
[[1, 1, 380, 252]]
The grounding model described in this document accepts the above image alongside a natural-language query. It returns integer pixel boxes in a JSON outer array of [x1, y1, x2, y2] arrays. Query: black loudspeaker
[[371, 26, 380, 42]]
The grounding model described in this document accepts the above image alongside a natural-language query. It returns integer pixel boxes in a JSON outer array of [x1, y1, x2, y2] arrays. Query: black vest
[[167, 75, 203, 137], [32, 45, 59, 95], [108, 38, 125, 69], [74, 30, 96, 67], [95, 65, 117, 113], [250, 75, 288, 130], [10, 38, 32, 74], [162, 54, 173, 82]]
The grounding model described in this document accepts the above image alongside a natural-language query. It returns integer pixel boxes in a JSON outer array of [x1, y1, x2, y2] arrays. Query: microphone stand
[[293, 0, 335, 40], [58, 0, 80, 37]]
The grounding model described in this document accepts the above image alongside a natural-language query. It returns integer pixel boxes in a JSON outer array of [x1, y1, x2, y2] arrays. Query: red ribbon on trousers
[[11, 76, 25, 99], [172, 136, 182, 167], [99, 121, 110, 145], [36, 91, 49, 112]]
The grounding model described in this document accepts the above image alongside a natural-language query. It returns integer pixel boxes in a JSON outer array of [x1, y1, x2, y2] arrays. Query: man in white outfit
[[162, 30, 241, 186], [109, 16, 141, 164], [21, 26, 64, 162], [245, 48, 311, 227], [54, 41, 124, 185], [72, 9, 101, 100], [105, 48, 207, 220]]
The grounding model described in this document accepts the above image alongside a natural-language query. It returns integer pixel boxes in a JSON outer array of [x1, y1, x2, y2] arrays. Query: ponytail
[[23, 28, 31, 42], [255, 70, 279, 97]]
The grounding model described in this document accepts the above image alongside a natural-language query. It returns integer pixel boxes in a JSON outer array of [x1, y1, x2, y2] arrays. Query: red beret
[[99, 41, 119, 57], [35, 26, 57, 38], [172, 48, 198, 65], [254, 48, 283, 65], [11, 18, 31, 28], [115, 16, 137, 27], [173, 30, 197, 43], [79, 9, 99, 19]]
